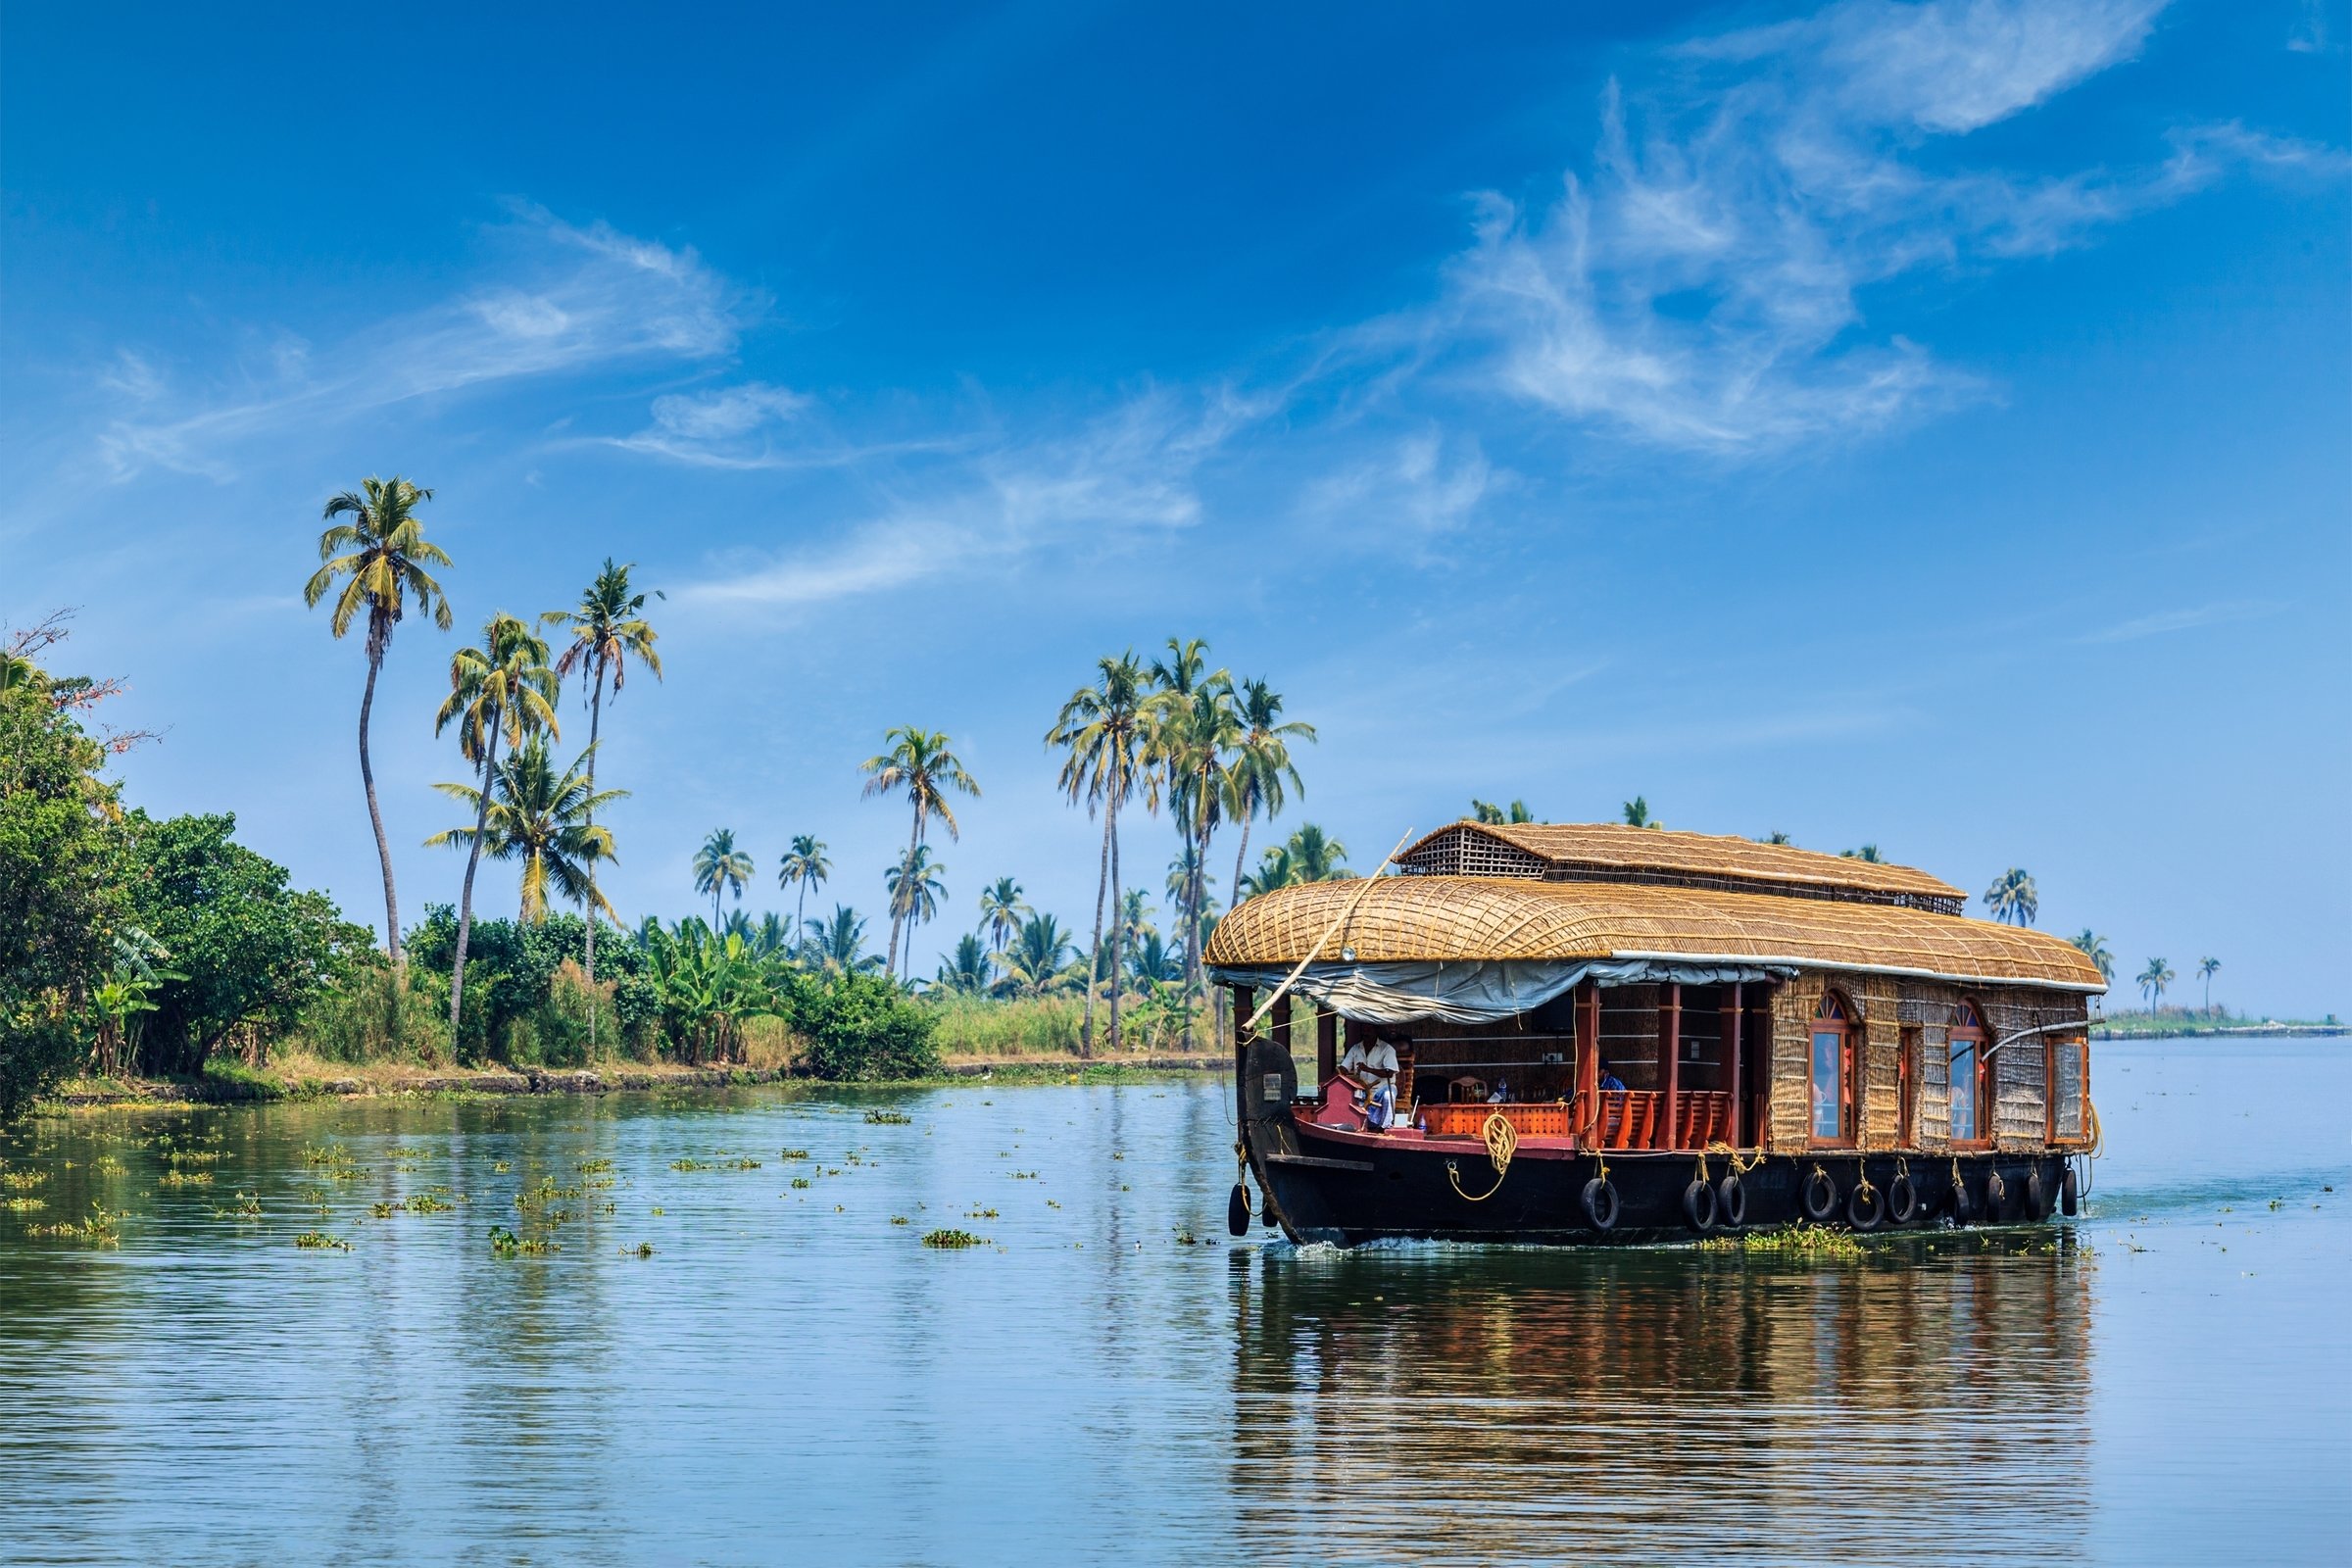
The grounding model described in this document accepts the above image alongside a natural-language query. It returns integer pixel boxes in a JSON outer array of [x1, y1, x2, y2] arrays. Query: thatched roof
[[1204, 875, 2104, 992], [1398, 822, 1964, 913]]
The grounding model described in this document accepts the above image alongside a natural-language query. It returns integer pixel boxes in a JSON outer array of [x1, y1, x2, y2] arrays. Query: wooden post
[[1271, 996, 1293, 1059], [1316, 1006, 1339, 1086], [1724, 983, 1744, 1149], [1575, 981, 1600, 1148], [1232, 985, 1254, 1126], [1657, 982, 1682, 1151]]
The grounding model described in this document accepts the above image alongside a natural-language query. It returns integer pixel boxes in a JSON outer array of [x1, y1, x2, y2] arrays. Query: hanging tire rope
[[1446, 1110, 1518, 1202]]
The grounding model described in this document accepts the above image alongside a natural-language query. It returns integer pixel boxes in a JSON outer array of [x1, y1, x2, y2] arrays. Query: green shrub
[[794, 972, 942, 1081]]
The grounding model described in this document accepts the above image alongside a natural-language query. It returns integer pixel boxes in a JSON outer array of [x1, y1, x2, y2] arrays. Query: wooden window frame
[[2046, 1034, 2091, 1146], [1808, 991, 1857, 1150], [1897, 1024, 1919, 1148], [1948, 1002, 1992, 1151]]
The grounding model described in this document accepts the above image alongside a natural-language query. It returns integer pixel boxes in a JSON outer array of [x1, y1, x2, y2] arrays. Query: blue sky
[[5, 1, 2346, 1014]]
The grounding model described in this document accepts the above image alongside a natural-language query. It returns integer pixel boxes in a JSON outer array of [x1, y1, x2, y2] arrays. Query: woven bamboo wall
[[1858, 975, 1902, 1152]]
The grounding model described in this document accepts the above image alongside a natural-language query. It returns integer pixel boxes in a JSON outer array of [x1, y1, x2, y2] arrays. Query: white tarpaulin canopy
[[1207, 958, 1798, 1026]]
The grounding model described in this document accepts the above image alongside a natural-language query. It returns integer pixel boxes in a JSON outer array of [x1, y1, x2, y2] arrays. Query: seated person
[[1596, 1061, 1627, 1093], [1486, 1077, 1511, 1104], [1340, 1033, 1400, 1131]]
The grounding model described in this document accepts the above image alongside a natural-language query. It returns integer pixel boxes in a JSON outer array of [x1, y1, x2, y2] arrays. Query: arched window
[[1809, 992, 1856, 1147], [1949, 1002, 1990, 1146]]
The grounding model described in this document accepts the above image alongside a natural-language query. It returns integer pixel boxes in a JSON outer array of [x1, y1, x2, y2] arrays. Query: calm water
[[1, 1038, 2344, 1566]]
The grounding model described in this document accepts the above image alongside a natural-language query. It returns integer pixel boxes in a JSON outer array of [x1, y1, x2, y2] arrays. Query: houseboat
[[1207, 822, 2103, 1246]]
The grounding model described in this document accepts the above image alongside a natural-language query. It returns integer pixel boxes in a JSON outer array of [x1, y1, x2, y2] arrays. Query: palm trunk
[[1230, 808, 1252, 915], [886, 804, 922, 982], [583, 664, 604, 984], [359, 634, 404, 972], [1106, 795, 1123, 1055], [1082, 803, 1111, 1059], [448, 710, 503, 1046]]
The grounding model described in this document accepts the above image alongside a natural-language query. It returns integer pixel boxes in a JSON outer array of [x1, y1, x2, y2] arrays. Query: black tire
[[1949, 1175, 1974, 1223], [2026, 1167, 2050, 1220], [1717, 1173, 1747, 1229], [1227, 1183, 1250, 1238], [1984, 1169, 2008, 1221], [2061, 1163, 2080, 1217], [1581, 1177, 1620, 1233], [1683, 1178, 1719, 1234], [1801, 1169, 1838, 1223], [1886, 1173, 1919, 1226], [1847, 1182, 1885, 1231]]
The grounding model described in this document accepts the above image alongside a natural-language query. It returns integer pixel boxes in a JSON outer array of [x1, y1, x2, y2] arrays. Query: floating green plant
[[790, 1177, 812, 1190], [891, 1215, 910, 1226], [369, 1200, 396, 1219], [577, 1158, 614, 1174], [407, 1193, 454, 1214], [966, 1207, 999, 1219], [780, 1149, 809, 1161], [623, 1242, 655, 1258], [1697, 1224, 1870, 1260], [491, 1160, 513, 1174], [1010, 1170, 1039, 1181], [864, 1110, 912, 1125], [159, 1169, 215, 1188], [921, 1228, 986, 1249], [293, 1231, 352, 1250], [597, 1201, 615, 1216], [488, 1225, 559, 1257], [216, 1193, 264, 1220], [168, 1150, 224, 1165], [30, 1203, 122, 1243], [2, 1170, 45, 1191], [721, 1157, 761, 1170], [301, 1144, 357, 1167], [670, 1158, 711, 1172], [5, 1196, 47, 1213], [92, 1155, 127, 1175], [650, 1206, 665, 1216]]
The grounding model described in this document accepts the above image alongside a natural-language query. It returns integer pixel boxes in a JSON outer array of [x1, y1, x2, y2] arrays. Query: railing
[[1414, 1091, 1737, 1150]]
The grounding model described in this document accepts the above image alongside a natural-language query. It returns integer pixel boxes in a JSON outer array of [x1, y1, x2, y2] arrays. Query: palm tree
[[803, 905, 882, 975], [305, 475, 453, 971], [1840, 844, 1885, 862], [1471, 799, 1534, 824], [2071, 930, 2116, 985], [1126, 930, 1182, 988], [885, 844, 949, 983], [978, 877, 1029, 959], [1223, 677, 1314, 914], [426, 737, 623, 922], [1622, 796, 1657, 828], [753, 911, 794, 959], [1984, 867, 2039, 927], [2137, 956, 2176, 1014], [860, 727, 981, 979], [1153, 662, 1240, 1018], [997, 912, 1079, 1000], [541, 559, 662, 983], [1241, 845, 1298, 900], [1048, 653, 1156, 1055], [1286, 823, 1351, 883], [693, 828, 755, 928], [435, 612, 559, 1035], [2198, 956, 2222, 1015], [1117, 888, 1154, 953], [777, 835, 831, 937], [1759, 831, 1793, 846], [938, 933, 993, 995]]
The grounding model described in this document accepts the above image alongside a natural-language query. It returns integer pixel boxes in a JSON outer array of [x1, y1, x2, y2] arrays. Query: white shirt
[[1341, 1041, 1398, 1083]]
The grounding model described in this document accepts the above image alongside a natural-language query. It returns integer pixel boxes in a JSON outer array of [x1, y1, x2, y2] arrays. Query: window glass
[[1811, 1030, 1842, 1140], [1949, 1039, 1978, 1142], [2052, 1040, 2084, 1139]]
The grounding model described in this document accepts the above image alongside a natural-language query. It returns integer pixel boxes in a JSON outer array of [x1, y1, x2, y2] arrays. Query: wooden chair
[[1448, 1075, 1489, 1103]]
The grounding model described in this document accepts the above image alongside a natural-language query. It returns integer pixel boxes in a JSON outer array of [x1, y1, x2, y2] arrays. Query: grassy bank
[[2090, 1008, 2343, 1040]]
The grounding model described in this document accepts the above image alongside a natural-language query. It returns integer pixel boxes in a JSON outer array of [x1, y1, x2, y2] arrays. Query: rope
[[1705, 1139, 1763, 1176], [1446, 1111, 1518, 1201]]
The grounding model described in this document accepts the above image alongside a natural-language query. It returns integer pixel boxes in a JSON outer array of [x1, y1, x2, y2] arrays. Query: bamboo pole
[[1242, 829, 1415, 1035]]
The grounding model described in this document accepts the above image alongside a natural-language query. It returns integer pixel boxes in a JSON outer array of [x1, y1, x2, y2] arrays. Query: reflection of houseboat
[[1207, 822, 2103, 1245]]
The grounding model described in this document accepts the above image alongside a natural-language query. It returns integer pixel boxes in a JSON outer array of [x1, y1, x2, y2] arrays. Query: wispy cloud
[[2078, 599, 2278, 643], [92, 208, 755, 483]]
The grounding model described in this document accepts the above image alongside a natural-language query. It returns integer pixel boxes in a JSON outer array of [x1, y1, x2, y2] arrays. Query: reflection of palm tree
[[2198, 956, 2221, 1015], [1224, 678, 1314, 914], [435, 613, 559, 1034], [1984, 867, 2038, 927], [541, 559, 662, 981], [2071, 930, 2116, 985], [885, 845, 949, 983], [306, 475, 454, 971], [693, 828, 755, 928], [860, 726, 980, 979], [1049, 653, 1154, 1055], [777, 835, 830, 938], [427, 737, 623, 923], [2137, 956, 2175, 1013]]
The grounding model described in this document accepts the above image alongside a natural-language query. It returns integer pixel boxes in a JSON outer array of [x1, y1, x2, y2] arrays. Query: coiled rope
[[1705, 1140, 1763, 1175], [1446, 1110, 1518, 1201]]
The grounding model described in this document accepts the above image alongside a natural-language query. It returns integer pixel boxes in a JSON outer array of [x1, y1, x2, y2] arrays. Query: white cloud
[[1303, 430, 1494, 542], [2078, 599, 2278, 643]]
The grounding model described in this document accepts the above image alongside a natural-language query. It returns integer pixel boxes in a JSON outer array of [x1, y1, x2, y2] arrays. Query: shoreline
[[33, 1054, 1226, 1114], [2091, 1023, 2344, 1042]]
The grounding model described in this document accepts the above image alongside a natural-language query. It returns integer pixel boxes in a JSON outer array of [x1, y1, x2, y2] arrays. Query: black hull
[[1256, 1135, 2071, 1248]]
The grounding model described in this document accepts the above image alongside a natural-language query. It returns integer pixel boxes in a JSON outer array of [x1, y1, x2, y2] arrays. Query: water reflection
[[1230, 1238, 2093, 1565]]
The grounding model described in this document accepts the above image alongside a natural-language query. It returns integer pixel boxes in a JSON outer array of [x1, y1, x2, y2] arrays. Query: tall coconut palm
[[860, 727, 981, 980], [1984, 867, 2039, 927], [1117, 888, 1154, 953], [305, 476, 453, 971], [978, 877, 1029, 959], [426, 737, 623, 922], [541, 559, 662, 982], [693, 828, 755, 928], [434, 613, 559, 1034], [1223, 678, 1314, 913], [2071, 929, 2116, 986], [2137, 956, 2175, 1014], [885, 845, 949, 983], [1156, 673, 1240, 1020], [1048, 653, 1157, 1056], [777, 835, 831, 938], [1285, 822, 1351, 883], [2198, 956, 2222, 1015]]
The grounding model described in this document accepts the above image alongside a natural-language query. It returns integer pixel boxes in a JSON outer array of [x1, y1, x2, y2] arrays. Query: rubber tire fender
[[1949, 1174, 1974, 1223], [2026, 1167, 2050, 1220], [1581, 1176, 1620, 1233], [1227, 1182, 1250, 1238], [1801, 1168, 1839, 1224], [1886, 1172, 1919, 1226], [2061, 1163, 2080, 1217], [1683, 1178, 1719, 1234], [1984, 1169, 2008, 1221], [1846, 1182, 1885, 1231], [1716, 1173, 1747, 1229]]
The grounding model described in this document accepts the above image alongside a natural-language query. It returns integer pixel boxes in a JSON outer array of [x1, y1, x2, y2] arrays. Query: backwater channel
[[1, 1037, 2344, 1565]]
